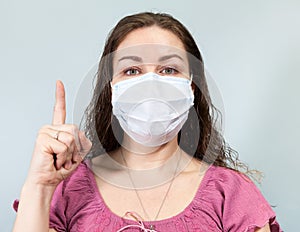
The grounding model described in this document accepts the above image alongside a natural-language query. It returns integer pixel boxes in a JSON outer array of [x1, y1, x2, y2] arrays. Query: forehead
[[116, 26, 186, 51], [113, 26, 189, 68]]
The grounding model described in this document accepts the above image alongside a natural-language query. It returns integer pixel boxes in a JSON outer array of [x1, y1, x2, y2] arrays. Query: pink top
[[38, 162, 281, 231]]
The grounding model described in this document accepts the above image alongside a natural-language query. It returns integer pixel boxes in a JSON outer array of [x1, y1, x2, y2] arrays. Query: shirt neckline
[[85, 161, 214, 226]]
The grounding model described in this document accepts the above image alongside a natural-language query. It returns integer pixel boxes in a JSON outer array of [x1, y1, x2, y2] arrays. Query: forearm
[[13, 181, 55, 232]]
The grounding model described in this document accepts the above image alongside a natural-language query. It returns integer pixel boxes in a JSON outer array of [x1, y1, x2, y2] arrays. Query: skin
[[12, 81, 92, 232], [12, 26, 271, 232], [109, 26, 192, 170]]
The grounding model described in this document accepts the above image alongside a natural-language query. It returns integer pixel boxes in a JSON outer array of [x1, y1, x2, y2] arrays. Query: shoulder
[[197, 165, 280, 231], [196, 164, 258, 203], [51, 161, 98, 213], [50, 162, 100, 221], [195, 165, 259, 214], [52, 161, 97, 202], [201, 165, 268, 215], [205, 165, 255, 192], [50, 162, 105, 230], [61, 161, 93, 192]]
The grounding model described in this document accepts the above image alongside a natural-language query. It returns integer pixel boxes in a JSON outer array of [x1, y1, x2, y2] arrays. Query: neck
[[120, 136, 179, 170]]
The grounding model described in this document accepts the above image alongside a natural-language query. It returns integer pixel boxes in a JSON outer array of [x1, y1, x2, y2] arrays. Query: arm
[[13, 183, 55, 232], [13, 81, 91, 232]]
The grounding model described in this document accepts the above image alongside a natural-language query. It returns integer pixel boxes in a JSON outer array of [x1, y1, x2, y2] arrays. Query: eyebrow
[[117, 54, 184, 63], [118, 56, 142, 62], [158, 54, 184, 62]]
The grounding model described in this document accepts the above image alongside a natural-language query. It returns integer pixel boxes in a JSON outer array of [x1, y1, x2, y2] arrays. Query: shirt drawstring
[[116, 211, 158, 232]]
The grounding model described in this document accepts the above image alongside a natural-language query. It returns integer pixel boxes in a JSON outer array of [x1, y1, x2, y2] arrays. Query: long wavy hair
[[82, 12, 251, 174]]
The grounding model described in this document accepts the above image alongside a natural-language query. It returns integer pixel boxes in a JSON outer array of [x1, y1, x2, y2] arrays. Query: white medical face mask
[[111, 72, 194, 147]]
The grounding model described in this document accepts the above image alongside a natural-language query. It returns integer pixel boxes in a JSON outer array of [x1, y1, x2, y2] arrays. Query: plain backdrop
[[1, 0, 299, 231]]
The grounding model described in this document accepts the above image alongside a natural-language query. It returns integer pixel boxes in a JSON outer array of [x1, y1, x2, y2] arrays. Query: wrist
[[21, 180, 56, 203], [13, 181, 56, 232]]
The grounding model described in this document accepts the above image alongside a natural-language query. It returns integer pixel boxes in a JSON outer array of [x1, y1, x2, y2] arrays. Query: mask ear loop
[[189, 72, 194, 85], [189, 72, 196, 94]]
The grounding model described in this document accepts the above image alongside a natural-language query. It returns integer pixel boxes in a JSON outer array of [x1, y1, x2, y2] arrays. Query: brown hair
[[83, 12, 249, 173]]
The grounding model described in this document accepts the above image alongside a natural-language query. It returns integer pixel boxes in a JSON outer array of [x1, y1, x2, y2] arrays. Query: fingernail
[[65, 160, 72, 169]]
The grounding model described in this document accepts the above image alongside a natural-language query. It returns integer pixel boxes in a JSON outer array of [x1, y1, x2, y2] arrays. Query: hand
[[26, 80, 92, 189]]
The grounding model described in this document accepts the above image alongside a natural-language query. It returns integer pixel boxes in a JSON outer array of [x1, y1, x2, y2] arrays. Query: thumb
[[77, 131, 92, 159]]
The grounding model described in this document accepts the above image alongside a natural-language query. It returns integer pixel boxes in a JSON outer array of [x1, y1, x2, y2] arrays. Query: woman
[[13, 12, 281, 231]]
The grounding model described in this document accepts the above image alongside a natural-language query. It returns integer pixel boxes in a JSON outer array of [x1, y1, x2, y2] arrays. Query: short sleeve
[[214, 168, 281, 232], [49, 162, 101, 231], [49, 181, 67, 232]]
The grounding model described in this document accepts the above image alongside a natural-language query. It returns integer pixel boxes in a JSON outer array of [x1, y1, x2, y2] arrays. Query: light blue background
[[1, 0, 299, 231]]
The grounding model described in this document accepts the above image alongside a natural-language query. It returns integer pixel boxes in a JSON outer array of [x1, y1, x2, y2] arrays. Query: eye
[[160, 67, 178, 75], [124, 67, 141, 76]]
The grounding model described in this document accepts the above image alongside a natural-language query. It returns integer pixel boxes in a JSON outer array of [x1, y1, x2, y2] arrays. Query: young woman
[[13, 12, 281, 232]]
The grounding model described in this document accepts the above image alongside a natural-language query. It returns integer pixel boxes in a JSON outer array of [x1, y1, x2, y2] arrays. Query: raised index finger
[[52, 80, 66, 125]]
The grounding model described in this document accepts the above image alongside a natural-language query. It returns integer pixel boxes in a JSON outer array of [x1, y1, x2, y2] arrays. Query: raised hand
[[13, 80, 92, 232], [26, 80, 92, 188]]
